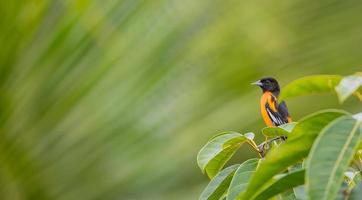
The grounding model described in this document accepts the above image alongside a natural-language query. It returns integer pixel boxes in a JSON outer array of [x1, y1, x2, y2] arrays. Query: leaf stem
[[247, 140, 263, 158]]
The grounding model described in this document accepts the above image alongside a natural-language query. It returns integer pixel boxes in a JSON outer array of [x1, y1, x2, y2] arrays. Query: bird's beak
[[251, 80, 263, 86]]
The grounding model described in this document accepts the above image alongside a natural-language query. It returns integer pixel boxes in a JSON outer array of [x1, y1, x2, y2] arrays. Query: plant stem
[[257, 136, 286, 158], [247, 140, 263, 158]]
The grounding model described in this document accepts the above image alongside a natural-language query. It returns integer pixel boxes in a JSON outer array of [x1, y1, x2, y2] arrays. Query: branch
[[257, 136, 287, 158]]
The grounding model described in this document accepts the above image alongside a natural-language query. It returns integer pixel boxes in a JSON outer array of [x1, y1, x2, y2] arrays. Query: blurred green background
[[0, 0, 361, 199]]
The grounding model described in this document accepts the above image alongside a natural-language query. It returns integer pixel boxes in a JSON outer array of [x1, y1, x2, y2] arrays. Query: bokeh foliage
[[0, 0, 362, 199]]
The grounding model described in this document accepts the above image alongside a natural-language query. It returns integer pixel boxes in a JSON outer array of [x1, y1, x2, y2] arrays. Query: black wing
[[278, 100, 290, 119], [265, 100, 289, 126]]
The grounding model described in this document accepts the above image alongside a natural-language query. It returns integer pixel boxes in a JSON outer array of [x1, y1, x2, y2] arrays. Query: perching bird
[[252, 77, 292, 127]]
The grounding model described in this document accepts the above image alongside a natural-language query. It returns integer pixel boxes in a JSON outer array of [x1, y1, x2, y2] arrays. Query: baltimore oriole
[[252, 77, 292, 127]]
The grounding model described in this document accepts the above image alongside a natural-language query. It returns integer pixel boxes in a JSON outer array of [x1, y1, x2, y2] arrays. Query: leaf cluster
[[197, 73, 362, 200]]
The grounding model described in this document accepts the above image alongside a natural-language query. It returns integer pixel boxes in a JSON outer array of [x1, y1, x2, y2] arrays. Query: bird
[[252, 77, 292, 127]]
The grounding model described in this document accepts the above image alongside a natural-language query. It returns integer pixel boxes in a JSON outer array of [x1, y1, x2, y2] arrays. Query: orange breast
[[260, 92, 273, 127]]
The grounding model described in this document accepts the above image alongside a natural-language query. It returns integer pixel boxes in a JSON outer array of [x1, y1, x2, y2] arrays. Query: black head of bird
[[252, 77, 280, 95]]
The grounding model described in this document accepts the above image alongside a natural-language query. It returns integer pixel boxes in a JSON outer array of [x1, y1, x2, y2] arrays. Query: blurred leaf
[[353, 113, 362, 125], [335, 74, 362, 102], [197, 132, 249, 179], [289, 163, 307, 200], [227, 158, 259, 200], [336, 182, 349, 200], [280, 75, 342, 100], [350, 182, 362, 200], [306, 116, 361, 200], [293, 186, 307, 200], [239, 110, 347, 200], [277, 190, 297, 200], [200, 164, 239, 200], [345, 168, 362, 191], [262, 122, 297, 138], [244, 132, 255, 140], [254, 170, 304, 200]]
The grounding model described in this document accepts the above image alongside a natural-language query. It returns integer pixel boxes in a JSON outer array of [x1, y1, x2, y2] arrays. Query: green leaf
[[200, 164, 239, 200], [350, 182, 362, 200], [345, 168, 362, 192], [278, 190, 297, 200], [306, 116, 362, 200], [254, 170, 304, 200], [244, 132, 255, 140], [293, 186, 307, 200], [336, 182, 349, 200], [197, 132, 248, 178], [227, 158, 259, 200], [239, 110, 348, 200], [262, 122, 297, 138], [353, 113, 362, 126], [289, 163, 307, 200], [279, 75, 342, 100], [335, 74, 362, 102]]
